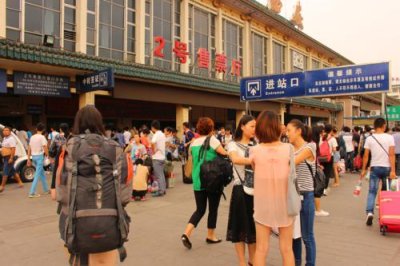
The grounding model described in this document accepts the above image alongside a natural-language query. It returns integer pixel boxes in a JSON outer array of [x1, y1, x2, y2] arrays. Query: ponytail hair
[[288, 119, 311, 142]]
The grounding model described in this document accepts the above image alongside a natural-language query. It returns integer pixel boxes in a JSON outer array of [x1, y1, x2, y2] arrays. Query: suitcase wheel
[[380, 225, 387, 236]]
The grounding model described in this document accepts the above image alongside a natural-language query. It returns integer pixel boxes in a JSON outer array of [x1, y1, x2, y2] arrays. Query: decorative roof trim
[[0, 39, 342, 111]]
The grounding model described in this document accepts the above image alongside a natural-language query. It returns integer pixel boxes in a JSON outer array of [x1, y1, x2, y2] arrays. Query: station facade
[[0, 0, 396, 134]]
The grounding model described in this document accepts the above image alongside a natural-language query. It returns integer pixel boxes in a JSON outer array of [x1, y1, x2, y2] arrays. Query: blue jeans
[[293, 191, 316, 266], [29, 154, 48, 195], [366, 167, 390, 214]]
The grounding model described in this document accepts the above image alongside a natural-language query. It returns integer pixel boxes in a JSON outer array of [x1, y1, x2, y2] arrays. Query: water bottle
[[353, 181, 362, 197]]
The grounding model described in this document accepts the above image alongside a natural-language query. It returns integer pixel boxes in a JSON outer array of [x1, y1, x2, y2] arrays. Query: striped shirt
[[294, 142, 316, 192]]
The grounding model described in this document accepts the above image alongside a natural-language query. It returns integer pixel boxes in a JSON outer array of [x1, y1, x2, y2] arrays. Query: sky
[[256, 0, 400, 83]]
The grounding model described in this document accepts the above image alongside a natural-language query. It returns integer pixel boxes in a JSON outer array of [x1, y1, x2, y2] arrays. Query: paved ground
[[1, 164, 400, 266]]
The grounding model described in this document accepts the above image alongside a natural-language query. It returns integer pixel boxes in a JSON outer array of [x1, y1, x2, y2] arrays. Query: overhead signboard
[[77, 68, 114, 93], [0, 69, 7, 94], [13, 72, 70, 98], [241, 72, 305, 101], [305, 62, 390, 96], [387, 106, 400, 121], [240, 62, 390, 101]]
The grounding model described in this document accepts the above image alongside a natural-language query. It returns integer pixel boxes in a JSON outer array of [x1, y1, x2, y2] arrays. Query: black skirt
[[226, 185, 256, 244]]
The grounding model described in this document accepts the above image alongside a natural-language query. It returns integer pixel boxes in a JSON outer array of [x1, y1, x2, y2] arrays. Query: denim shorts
[[2, 156, 16, 177], [333, 152, 340, 163]]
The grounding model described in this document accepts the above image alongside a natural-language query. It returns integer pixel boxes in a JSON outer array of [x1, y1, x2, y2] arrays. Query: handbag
[[353, 155, 362, 169], [305, 160, 326, 198], [235, 142, 255, 196], [184, 148, 193, 178], [287, 145, 301, 216]]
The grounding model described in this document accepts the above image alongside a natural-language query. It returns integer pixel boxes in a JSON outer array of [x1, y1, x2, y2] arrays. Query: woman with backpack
[[181, 117, 228, 250], [312, 126, 330, 217], [287, 120, 317, 266], [251, 111, 296, 266], [226, 115, 257, 266], [57, 106, 132, 266]]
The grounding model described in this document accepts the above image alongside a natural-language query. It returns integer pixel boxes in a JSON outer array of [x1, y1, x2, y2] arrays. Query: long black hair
[[72, 105, 105, 136], [234, 115, 255, 141], [288, 119, 311, 142]]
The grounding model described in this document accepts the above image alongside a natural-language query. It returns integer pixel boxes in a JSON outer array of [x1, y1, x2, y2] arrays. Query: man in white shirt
[[342, 126, 355, 172], [0, 127, 24, 192], [123, 127, 132, 148], [361, 118, 396, 226], [27, 123, 49, 198], [47, 127, 59, 146], [151, 120, 166, 196]]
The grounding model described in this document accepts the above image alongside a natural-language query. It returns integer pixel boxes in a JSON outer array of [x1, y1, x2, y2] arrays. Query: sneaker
[[315, 210, 330, 217], [42, 191, 50, 195], [366, 213, 374, 226], [28, 194, 41, 198]]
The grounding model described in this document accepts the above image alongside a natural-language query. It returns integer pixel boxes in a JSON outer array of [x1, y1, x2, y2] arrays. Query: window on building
[[273, 42, 286, 74], [87, 0, 96, 55], [145, 0, 181, 71], [99, 0, 125, 60], [291, 50, 307, 72], [252, 33, 268, 76], [6, 0, 21, 41], [188, 5, 216, 78], [223, 20, 243, 82], [127, 0, 136, 62], [64, 1, 76, 51], [312, 59, 320, 70], [24, 0, 61, 47], [323, 63, 330, 69]]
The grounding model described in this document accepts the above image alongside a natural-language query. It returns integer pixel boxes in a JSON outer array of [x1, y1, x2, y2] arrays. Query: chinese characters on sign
[[386, 106, 400, 121], [0, 69, 6, 94], [241, 72, 305, 101], [240, 62, 390, 101], [153, 37, 241, 76], [77, 68, 114, 93], [14, 72, 70, 98], [305, 62, 389, 96]]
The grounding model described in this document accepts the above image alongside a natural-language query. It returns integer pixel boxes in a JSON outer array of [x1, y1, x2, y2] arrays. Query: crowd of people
[[1, 106, 399, 266]]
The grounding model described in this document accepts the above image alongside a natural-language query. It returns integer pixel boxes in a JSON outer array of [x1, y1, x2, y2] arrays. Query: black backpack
[[199, 136, 233, 199], [56, 134, 133, 263], [305, 161, 326, 197]]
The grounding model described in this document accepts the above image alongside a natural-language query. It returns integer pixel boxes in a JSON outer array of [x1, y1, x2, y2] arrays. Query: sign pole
[[246, 101, 250, 115]]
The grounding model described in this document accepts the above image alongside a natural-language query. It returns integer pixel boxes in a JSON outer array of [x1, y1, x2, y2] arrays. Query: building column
[[308, 116, 312, 126], [176, 105, 189, 138], [135, 0, 146, 64], [76, 0, 87, 53], [79, 92, 95, 109], [280, 104, 286, 124], [286, 43, 291, 73], [215, 9, 223, 80], [0, 0, 6, 38], [180, 0, 190, 73], [242, 20, 251, 77], [267, 35, 273, 74], [236, 110, 246, 128]]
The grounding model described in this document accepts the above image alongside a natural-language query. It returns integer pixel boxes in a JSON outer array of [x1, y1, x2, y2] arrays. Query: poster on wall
[[13, 72, 71, 98]]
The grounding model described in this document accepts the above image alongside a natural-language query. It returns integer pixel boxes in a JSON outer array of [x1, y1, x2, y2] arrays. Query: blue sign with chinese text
[[240, 62, 390, 101], [305, 62, 389, 96], [0, 69, 7, 94], [240, 72, 305, 101], [14, 72, 70, 97], [77, 68, 114, 93]]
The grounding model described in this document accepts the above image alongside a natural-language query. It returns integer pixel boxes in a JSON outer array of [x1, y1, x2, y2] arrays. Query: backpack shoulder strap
[[371, 135, 389, 156]]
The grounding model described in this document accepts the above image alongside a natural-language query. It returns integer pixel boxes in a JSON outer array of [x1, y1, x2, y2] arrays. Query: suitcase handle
[[386, 178, 399, 192]]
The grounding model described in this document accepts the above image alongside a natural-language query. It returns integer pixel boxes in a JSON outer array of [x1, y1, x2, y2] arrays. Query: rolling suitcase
[[379, 179, 400, 235]]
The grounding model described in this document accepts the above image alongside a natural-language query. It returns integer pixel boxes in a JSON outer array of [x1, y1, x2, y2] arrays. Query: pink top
[[250, 143, 294, 228]]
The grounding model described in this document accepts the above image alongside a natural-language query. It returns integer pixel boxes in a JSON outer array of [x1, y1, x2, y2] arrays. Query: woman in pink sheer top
[[250, 111, 295, 266]]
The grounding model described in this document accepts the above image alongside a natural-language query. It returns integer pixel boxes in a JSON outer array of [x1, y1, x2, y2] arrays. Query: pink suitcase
[[379, 180, 400, 235]]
